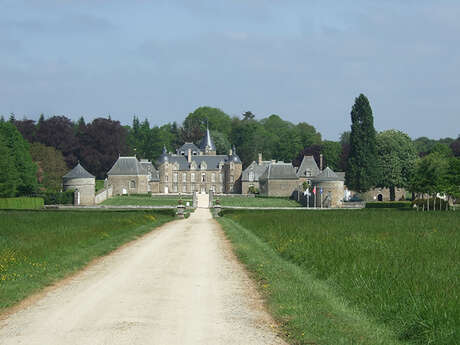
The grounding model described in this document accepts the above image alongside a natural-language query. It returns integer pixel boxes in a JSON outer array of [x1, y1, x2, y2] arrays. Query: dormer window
[[306, 169, 312, 177], [249, 171, 255, 182], [200, 161, 207, 170], [190, 161, 197, 170]]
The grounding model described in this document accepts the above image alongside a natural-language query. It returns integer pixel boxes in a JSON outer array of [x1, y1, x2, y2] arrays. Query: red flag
[[312, 186, 316, 195]]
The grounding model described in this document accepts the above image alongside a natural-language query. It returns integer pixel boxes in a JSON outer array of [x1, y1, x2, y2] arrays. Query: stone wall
[[360, 188, 406, 202], [260, 179, 299, 197], [312, 180, 344, 208], [108, 175, 149, 195], [95, 186, 113, 204]]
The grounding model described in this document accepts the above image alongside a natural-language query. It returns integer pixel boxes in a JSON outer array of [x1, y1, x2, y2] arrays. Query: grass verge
[[0, 209, 174, 312], [218, 209, 460, 345]]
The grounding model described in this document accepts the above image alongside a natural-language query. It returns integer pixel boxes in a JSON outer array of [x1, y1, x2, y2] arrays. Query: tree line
[[2, 101, 459, 200]]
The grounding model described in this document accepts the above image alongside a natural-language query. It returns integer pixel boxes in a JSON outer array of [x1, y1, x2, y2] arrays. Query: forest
[[1, 104, 459, 198]]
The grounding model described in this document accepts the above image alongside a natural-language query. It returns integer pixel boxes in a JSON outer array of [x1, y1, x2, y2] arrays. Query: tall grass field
[[0, 210, 174, 312], [219, 209, 460, 345]]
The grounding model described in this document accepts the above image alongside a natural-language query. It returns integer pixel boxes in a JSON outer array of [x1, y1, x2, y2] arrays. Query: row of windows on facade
[[166, 161, 236, 170], [164, 173, 234, 183], [169, 184, 230, 193]]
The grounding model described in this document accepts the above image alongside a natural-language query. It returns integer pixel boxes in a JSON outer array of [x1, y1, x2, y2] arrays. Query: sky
[[1, 0, 459, 140]]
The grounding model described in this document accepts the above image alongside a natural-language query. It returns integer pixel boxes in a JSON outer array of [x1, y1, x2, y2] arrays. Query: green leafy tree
[[410, 152, 449, 197], [30, 143, 68, 192], [211, 130, 231, 155], [0, 121, 37, 195], [345, 94, 378, 192], [0, 131, 18, 197], [321, 141, 342, 171], [183, 106, 232, 142], [376, 130, 417, 200]]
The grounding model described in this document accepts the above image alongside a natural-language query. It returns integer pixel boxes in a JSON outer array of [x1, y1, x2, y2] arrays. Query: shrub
[[0, 197, 44, 209], [248, 186, 259, 194], [365, 201, 412, 209], [36, 191, 74, 205]]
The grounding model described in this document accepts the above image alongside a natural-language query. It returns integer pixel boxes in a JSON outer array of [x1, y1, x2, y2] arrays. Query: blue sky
[[1, 0, 459, 140]]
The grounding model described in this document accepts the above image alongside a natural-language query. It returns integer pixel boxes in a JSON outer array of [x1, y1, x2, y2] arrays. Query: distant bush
[[36, 191, 74, 205], [0, 197, 44, 209], [365, 201, 412, 209]]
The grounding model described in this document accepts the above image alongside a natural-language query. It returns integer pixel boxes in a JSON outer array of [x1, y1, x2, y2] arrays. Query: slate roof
[[259, 162, 298, 180], [199, 127, 216, 151], [165, 155, 229, 171], [177, 142, 201, 155], [139, 159, 160, 181], [296, 155, 320, 178], [310, 167, 344, 182], [107, 157, 149, 176], [242, 161, 270, 181], [63, 163, 95, 179], [228, 145, 242, 164]]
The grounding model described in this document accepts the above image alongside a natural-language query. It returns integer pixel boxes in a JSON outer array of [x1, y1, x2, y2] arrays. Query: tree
[[450, 137, 460, 157], [183, 106, 232, 142], [78, 118, 129, 179], [242, 111, 255, 121], [345, 94, 378, 193], [211, 130, 231, 155], [410, 152, 449, 198], [35, 115, 78, 168], [0, 131, 18, 197], [376, 130, 417, 200], [321, 141, 342, 171], [30, 143, 68, 191], [0, 121, 37, 195]]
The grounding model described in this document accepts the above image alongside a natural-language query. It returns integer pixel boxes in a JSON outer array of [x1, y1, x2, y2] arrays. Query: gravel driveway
[[0, 195, 286, 345]]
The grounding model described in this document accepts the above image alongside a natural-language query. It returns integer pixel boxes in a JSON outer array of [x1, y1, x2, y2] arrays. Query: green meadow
[[0, 210, 174, 312], [219, 209, 460, 345], [216, 195, 302, 207], [101, 195, 192, 206]]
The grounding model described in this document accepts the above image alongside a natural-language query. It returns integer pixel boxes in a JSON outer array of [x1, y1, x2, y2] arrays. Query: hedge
[[0, 197, 44, 209], [365, 201, 412, 209], [35, 191, 74, 205]]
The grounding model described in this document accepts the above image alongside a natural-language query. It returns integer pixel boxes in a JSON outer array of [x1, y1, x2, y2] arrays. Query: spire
[[199, 125, 216, 152]]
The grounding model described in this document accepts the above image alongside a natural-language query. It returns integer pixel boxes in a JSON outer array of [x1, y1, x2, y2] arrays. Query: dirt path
[[0, 195, 286, 345]]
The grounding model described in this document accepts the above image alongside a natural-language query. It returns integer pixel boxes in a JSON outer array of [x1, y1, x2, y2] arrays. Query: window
[[183, 184, 187, 192], [230, 175, 234, 183], [182, 173, 187, 182], [165, 174, 168, 182], [211, 173, 216, 183], [219, 173, 223, 182], [191, 172, 196, 182], [200, 161, 207, 170], [248, 171, 254, 182], [173, 173, 178, 183], [201, 173, 206, 182], [211, 185, 215, 192], [190, 161, 197, 170], [306, 169, 312, 177], [191, 184, 195, 192], [173, 184, 178, 192], [130, 180, 136, 189]]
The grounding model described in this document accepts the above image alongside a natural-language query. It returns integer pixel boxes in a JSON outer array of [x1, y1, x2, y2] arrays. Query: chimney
[[258, 153, 262, 165], [229, 148, 233, 156], [320, 154, 323, 171], [187, 148, 192, 163]]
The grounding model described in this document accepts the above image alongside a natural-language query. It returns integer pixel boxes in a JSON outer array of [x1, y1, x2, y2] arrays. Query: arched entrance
[[377, 194, 383, 201]]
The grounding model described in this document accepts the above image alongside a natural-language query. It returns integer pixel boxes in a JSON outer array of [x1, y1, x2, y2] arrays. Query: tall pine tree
[[345, 94, 378, 193]]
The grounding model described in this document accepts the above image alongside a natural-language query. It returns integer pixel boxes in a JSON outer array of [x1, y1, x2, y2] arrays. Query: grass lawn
[[101, 195, 192, 206], [219, 209, 460, 345], [216, 195, 301, 207], [0, 209, 174, 312], [95, 180, 105, 192]]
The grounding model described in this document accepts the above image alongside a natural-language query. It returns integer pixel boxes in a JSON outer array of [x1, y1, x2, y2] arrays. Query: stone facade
[[108, 174, 149, 195], [156, 129, 242, 194], [361, 188, 406, 202], [62, 163, 95, 205], [259, 162, 300, 197]]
